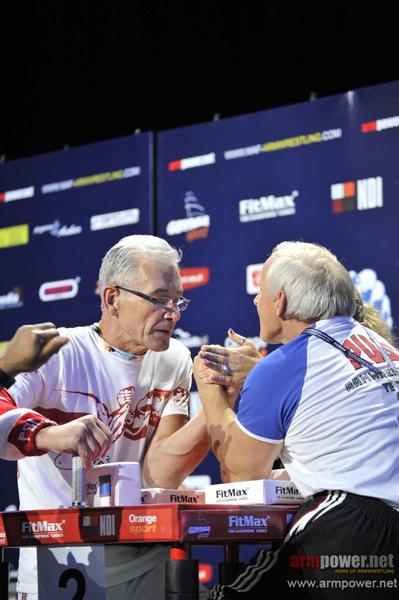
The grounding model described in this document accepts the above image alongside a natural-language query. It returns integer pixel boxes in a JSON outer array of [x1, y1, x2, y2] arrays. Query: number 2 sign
[[37, 545, 106, 599]]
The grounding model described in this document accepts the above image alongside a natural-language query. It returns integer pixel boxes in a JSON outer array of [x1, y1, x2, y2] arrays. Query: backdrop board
[[0, 133, 154, 340], [156, 80, 399, 487]]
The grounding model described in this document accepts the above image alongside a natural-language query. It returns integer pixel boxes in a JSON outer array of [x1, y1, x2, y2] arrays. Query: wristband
[[0, 369, 16, 389]]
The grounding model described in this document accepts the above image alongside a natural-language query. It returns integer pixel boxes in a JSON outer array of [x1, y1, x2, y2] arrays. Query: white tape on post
[[72, 455, 86, 508]]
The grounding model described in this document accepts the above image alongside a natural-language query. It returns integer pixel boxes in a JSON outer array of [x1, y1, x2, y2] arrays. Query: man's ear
[[275, 290, 287, 319], [104, 286, 119, 315]]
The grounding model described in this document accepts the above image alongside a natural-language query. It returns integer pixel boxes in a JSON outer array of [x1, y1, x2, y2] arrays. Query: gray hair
[[98, 235, 181, 310], [267, 241, 355, 321]]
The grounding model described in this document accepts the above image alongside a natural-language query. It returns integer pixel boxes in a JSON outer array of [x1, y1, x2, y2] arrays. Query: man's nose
[[164, 307, 181, 321]]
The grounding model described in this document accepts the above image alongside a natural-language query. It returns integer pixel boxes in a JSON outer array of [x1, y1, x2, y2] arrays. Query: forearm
[[199, 381, 278, 482], [198, 383, 248, 480], [142, 412, 210, 488]]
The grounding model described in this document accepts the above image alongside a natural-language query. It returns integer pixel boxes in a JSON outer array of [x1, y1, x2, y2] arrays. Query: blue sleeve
[[236, 334, 309, 442]]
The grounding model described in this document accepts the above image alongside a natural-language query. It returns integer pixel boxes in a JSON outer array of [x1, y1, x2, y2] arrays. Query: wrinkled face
[[253, 256, 283, 344], [115, 259, 183, 355]]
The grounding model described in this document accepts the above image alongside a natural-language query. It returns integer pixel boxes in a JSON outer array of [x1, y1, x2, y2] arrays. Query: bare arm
[[35, 415, 112, 469], [194, 355, 281, 482], [142, 411, 210, 488]]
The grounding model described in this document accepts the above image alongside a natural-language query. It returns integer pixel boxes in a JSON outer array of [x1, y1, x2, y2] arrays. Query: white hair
[[267, 241, 355, 321], [98, 235, 181, 310]]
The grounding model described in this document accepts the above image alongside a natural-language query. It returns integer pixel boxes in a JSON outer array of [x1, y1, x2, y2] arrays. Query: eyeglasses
[[114, 285, 190, 312]]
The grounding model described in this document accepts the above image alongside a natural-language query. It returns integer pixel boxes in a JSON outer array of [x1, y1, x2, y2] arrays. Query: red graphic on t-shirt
[[343, 334, 399, 370], [45, 387, 134, 442], [123, 387, 189, 441], [94, 386, 134, 441]]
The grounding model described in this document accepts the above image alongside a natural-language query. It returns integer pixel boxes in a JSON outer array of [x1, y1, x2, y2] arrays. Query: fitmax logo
[[228, 515, 269, 527], [216, 488, 249, 499], [275, 485, 299, 495], [170, 494, 199, 503], [22, 520, 64, 533]]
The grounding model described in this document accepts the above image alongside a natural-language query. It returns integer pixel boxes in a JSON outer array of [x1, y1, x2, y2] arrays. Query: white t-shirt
[[3, 324, 192, 594], [236, 316, 399, 506]]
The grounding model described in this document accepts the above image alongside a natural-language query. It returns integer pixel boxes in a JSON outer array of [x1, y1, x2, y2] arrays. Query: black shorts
[[209, 490, 399, 599]]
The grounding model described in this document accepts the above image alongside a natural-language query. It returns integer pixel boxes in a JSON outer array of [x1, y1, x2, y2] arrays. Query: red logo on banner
[[361, 121, 377, 133], [180, 267, 210, 290], [168, 160, 181, 171]]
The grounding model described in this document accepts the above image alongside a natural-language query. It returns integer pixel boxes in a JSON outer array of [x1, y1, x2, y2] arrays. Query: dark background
[[3, 0, 398, 161]]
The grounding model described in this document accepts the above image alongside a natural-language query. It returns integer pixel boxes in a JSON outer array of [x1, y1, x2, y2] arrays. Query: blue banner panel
[[156, 81, 399, 486], [0, 133, 153, 339]]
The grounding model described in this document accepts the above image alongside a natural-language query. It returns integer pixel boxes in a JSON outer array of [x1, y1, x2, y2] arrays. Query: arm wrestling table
[[0, 503, 299, 599]]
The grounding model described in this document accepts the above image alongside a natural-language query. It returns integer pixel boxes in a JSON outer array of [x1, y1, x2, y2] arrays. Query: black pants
[[209, 490, 399, 599]]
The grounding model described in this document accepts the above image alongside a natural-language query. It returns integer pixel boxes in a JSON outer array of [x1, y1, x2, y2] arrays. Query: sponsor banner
[[0, 502, 296, 545], [0, 186, 34, 203], [96, 506, 178, 542], [361, 114, 399, 133], [224, 128, 342, 160], [168, 153, 215, 172], [239, 190, 298, 222], [33, 220, 82, 238], [90, 208, 140, 231], [0, 224, 29, 249], [41, 166, 141, 194], [0, 505, 179, 545], [246, 263, 263, 294], [182, 506, 295, 541], [331, 177, 383, 213], [180, 267, 210, 290], [39, 278, 80, 302]]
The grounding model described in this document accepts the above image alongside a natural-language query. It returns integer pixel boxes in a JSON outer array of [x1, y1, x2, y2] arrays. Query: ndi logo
[[331, 177, 383, 213]]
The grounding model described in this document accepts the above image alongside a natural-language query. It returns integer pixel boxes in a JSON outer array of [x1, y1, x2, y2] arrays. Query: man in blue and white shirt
[[195, 241, 399, 599]]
